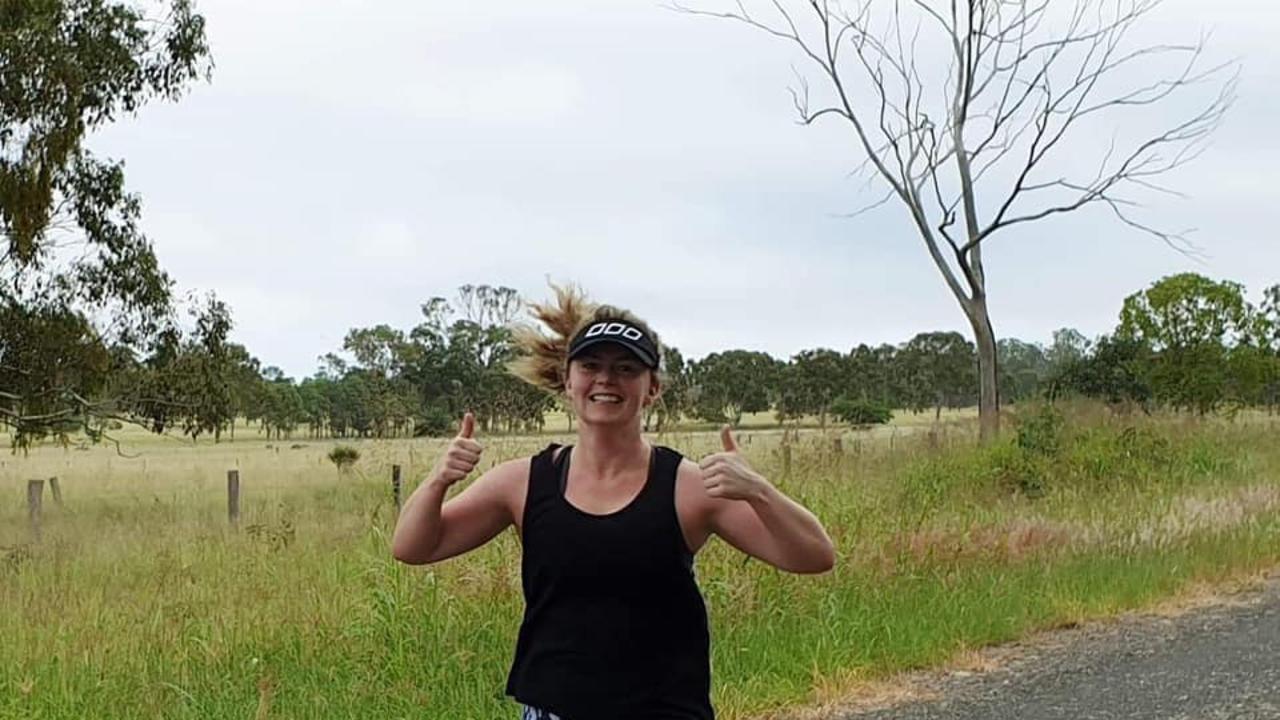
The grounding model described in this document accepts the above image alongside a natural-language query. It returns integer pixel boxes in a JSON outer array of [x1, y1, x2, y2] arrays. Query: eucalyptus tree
[[1261, 285, 1280, 413], [997, 337, 1049, 403], [1, 0, 210, 447], [650, 346, 691, 431], [689, 350, 782, 425], [776, 348, 846, 426], [1259, 285, 1279, 352], [682, 0, 1234, 439], [1055, 333, 1152, 411], [898, 331, 977, 419], [847, 343, 899, 407], [1119, 273, 1258, 413], [1046, 328, 1090, 373]]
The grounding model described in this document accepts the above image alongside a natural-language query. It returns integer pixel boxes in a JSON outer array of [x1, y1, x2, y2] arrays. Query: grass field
[[3, 405, 1279, 719]]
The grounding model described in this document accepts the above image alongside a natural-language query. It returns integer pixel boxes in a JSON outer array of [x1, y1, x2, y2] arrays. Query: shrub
[[327, 445, 360, 471], [831, 397, 893, 427], [1015, 403, 1065, 456], [898, 406, 1237, 504]]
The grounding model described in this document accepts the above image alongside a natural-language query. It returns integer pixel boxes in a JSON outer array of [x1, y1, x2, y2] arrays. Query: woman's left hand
[[699, 426, 769, 501]]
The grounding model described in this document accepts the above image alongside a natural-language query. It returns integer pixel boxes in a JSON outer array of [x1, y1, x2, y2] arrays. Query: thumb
[[719, 424, 738, 453], [459, 411, 475, 439]]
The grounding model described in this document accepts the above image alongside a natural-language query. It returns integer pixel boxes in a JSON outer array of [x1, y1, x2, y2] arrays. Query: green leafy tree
[[297, 377, 332, 437], [1, 302, 111, 444], [830, 397, 892, 427], [1054, 334, 1153, 411], [1046, 328, 1090, 373], [1225, 344, 1276, 412], [1, 0, 210, 447], [998, 338, 1049, 404], [898, 332, 977, 420], [776, 348, 846, 426], [393, 286, 525, 433], [1260, 285, 1280, 413], [689, 350, 780, 425], [179, 294, 235, 441], [1119, 273, 1255, 413], [1261, 285, 1279, 349], [110, 295, 235, 442], [226, 343, 263, 439], [1120, 274, 1252, 351], [650, 346, 690, 432], [342, 325, 407, 378], [846, 343, 899, 409], [260, 378, 304, 440]]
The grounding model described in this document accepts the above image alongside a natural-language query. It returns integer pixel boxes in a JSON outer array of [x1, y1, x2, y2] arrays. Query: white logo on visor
[[583, 322, 645, 342]]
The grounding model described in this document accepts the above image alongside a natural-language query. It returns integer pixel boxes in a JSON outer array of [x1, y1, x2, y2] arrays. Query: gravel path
[[823, 571, 1280, 720]]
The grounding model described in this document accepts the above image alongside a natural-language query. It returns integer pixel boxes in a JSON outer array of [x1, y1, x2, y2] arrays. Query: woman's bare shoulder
[[482, 456, 533, 490], [672, 456, 717, 551], [673, 457, 711, 501]]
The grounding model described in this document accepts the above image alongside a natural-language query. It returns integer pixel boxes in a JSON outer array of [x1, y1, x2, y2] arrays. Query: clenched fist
[[699, 425, 768, 501], [429, 412, 484, 489]]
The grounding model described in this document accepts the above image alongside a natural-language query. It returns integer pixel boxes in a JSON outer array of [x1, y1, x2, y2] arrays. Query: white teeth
[[589, 394, 623, 403]]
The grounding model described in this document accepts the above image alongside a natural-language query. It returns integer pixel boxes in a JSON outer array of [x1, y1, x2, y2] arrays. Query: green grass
[[2, 407, 1279, 718]]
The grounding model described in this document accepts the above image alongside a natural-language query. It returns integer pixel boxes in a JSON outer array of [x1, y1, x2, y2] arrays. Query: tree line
[[5, 2, 1264, 451], [12, 272, 1263, 446]]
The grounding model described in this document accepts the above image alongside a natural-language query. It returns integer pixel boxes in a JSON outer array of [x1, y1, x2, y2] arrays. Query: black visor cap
[[567, 320, 659, 369]]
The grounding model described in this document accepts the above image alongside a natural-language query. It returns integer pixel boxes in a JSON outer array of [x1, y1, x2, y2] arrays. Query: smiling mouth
[[588, 393, 624, 404]]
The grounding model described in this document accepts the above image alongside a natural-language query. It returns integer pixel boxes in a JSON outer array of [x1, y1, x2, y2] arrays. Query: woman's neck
[[572, 422, 650, 482]]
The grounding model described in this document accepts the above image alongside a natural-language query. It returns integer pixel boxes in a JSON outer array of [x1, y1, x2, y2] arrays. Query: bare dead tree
[[677, 0, 1236, 440]]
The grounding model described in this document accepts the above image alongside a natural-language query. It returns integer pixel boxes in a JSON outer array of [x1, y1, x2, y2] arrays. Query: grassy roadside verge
[[713, 525, 1280, 718], [2, 408, 1278, 719]]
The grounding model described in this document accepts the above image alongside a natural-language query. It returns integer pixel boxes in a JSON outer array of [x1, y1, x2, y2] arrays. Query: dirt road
[[826, 572, 1280, 720]]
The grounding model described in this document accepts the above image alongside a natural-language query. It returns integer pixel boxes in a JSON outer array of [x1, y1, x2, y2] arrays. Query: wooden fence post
[[227, 470, 240, 527], [27, 479, 44, 541], [392, 464, 403, 513], [48, 476, 63, 506]]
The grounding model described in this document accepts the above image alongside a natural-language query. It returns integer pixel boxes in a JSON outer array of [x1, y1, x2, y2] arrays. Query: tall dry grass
[[2, 405, 1279, 719]]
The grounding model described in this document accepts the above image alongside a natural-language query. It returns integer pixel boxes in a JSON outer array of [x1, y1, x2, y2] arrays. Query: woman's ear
[[644, 371, 663, 407]]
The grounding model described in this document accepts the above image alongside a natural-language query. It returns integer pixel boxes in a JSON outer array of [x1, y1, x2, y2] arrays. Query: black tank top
[[505, 443, 714, 720]]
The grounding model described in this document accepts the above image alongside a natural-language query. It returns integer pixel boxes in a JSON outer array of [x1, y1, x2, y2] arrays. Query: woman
[[392, 286, 836, 719]]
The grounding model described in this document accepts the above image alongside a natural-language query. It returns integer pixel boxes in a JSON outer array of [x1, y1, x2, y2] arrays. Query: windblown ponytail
[[509, 284, 665, 393]]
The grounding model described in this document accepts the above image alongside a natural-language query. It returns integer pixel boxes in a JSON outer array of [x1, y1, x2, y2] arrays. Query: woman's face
[[565, 344, 660, 427]]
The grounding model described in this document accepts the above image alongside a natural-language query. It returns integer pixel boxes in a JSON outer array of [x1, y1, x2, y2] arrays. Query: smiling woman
[[391, 284, 835, 719]]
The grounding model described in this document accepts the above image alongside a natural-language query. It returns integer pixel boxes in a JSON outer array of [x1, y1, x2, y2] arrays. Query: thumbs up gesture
[[699, 425, 767, 501], [429, 412, 484, 489]]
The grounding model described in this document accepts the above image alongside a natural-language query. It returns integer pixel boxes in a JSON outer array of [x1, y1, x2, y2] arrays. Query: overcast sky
[[91, 0, 1278, 378]]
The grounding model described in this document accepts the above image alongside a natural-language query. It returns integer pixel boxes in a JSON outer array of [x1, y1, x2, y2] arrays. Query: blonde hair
[[509, 283, 664, 393]]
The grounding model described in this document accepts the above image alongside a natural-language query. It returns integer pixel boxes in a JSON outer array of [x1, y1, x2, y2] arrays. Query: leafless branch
[[830, 185, 896, 218], [678, 0, 1235, 306]]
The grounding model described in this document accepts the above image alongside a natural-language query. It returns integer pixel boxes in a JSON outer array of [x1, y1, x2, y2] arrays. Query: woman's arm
[[692, 427, 836, 574], [391, 462, 523, 565], [391, 413, 521, 565]]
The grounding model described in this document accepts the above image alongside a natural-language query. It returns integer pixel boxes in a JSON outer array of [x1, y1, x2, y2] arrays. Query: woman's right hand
[[429, 412, 483, 489]]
